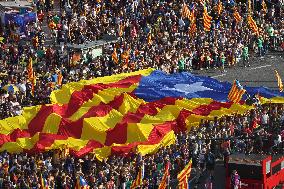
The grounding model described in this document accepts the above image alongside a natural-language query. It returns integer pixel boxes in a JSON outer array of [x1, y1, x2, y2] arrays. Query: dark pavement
[[192, 52, 284, 90]]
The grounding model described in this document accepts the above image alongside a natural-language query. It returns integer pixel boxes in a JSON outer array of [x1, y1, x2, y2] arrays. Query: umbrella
[[2, 85, 19, 93]]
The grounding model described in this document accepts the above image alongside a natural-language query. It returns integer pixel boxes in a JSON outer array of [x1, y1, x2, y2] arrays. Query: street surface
[[193, 52, 284, 90]]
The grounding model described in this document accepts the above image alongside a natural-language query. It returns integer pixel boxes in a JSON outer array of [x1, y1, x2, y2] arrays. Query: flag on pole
[[147, 31, 153, 46], [112, 48, 119, 64], [261, 0, 267, 13], [177, 159, 192, 189], [75, 176, 90, 189], [274, 70, 283, 92], [130, 166, 143, 189], [40, 174, 48, 189], [158, 162, 170, 189], [217, 1, 222, 15], [57, 71, 63, 86], [189, 20, 197, 37], [203, 7, 212, 32], [247, 15, 259, 35], [199, 0, 205, 7], [228, 80, 246, 103], [181, 4, 191, 19], [118, 23, 124, 37], [27, 57, 34, 82], [248, 0, 252, 14], [233, 11, 242, 23]]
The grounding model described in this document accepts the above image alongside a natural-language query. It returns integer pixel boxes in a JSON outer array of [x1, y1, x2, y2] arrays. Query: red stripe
[[190, 101, 233, 116], [178, 164, 192, 181], [72, 140, 104, 157], [28, 106, 55, 135]]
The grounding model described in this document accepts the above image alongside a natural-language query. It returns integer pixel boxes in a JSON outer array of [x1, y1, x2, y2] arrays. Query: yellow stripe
[[81, 109, 123, 143], [209, 103, 253, 117], [127, 123, 154, 143], [0, 105, 42, 135], [50, 68, 154, 105], [0, 133, 40, 153], [119, 93, 145, 115], [93, 146, 112, 161], [140, 105, 181, 124], [42, 113, 62, 134], [136, 130, 176, 156], [185, 102, 254, 129], [260, 97, 284, 104], [46, 137, 89, 151]]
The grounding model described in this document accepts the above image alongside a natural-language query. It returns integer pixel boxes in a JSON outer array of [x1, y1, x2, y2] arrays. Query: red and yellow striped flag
[[57, 71, 63, 86], [203, 7, 212, 32], [158, 162, 170, 189], [178, 159, 192, 189], [0, 69, 260, 159], [228, 80, 246, 103], [147, 32, 153, 46], [189, 19, 197, 37], [112, 48, 119, 64], [40, 174, 48, 189], [248, 0, 252, 14], [181, 4, 191, 19], [27, 57, 34, 82], [121, 48, 130, 68], [130, 166, 143, 189], [262, 0, 267, 13], [118, 23, 124, 37], [275, 70, 283, 92], [217, 1, 223, 15], [233, 11, 242, 23], [247, 15, 259, 35]]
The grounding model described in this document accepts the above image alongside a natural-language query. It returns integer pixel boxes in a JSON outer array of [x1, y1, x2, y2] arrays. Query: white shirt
[[274, 135, 282, 145], [18, 83, 26, 92], [261, 114, 269, 124]]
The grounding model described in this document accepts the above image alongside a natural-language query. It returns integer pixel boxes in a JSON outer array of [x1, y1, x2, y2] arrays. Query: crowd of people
[[0, 0, 283, 188], [0, 0, 283, 119], [0, 103, 283, 188]]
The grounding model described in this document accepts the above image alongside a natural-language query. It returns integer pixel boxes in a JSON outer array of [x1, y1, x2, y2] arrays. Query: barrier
[[226, 154, 284, 189]]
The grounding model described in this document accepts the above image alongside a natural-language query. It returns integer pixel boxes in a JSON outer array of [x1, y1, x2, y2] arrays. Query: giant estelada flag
[[0, 69, 283, 159]]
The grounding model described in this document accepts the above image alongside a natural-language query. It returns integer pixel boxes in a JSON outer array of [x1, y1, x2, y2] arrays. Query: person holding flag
[[75, 176, 90, 189], [177, 159, 192, 189], [158, 162, 170, 189], [130, 165, 144, 189]]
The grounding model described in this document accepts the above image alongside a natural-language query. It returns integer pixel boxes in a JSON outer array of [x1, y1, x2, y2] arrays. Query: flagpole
[[167, 175, 170, 189]]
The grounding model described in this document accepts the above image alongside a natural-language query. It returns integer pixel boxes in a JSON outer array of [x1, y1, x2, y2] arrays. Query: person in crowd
[[230, 170, 241, 189]]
